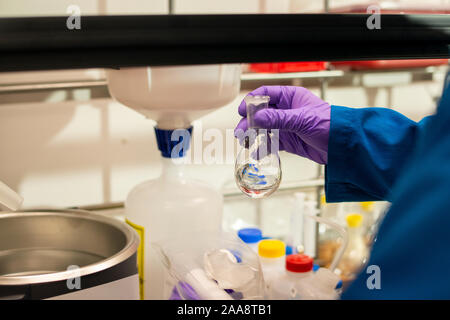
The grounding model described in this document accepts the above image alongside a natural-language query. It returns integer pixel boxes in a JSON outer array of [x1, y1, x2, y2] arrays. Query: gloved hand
[[234, 86, 331, 164]]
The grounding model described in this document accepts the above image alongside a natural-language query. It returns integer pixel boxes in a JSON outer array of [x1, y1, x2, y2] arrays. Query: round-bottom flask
[[235, 95, 282, 198]]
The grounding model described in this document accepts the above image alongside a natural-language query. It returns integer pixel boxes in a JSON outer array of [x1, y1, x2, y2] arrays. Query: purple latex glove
[[234, 86, 331, 164], [169, 282, 201, 300]]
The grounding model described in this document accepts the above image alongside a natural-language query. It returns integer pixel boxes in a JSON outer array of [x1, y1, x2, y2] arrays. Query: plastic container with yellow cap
[[258, 239, 286, 296], [360, 201, 374, 213], [346, 213, 363, 228]]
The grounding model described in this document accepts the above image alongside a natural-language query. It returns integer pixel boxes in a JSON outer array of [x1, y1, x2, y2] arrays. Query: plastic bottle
[[258, 239, 286, 295], [125, 127, 223, 299], [337, 213, 369, 280], [238, 228, 262, 252], [269, 254, 314, 299]]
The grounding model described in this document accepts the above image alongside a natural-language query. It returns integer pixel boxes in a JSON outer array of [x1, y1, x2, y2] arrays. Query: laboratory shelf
[[0, 79, 108, 93], [0, 67, 447, 95], [75, 178, 325, 213], [222, 178, 325, 199], [0, 70, 344, 93], [0, 14, 449, 72]]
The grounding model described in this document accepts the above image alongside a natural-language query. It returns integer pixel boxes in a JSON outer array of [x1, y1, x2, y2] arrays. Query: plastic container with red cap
[[270, 253, 341, 299], [286, 254, 314, 273], [269, 254, 315, 299]]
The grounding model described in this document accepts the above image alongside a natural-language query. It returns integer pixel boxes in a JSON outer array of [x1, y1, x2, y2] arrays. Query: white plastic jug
[[125, 136, 223, 300]]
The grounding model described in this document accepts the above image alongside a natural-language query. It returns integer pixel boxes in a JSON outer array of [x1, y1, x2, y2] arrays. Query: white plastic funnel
[[0, 180, 23, 211], [106, 64, 241, 129]]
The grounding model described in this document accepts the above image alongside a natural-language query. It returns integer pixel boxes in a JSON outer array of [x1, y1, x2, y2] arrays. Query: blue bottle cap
[[336, 280, 343, 289], [154, 126, 193, 158], [313, 264, 320, 272], [238, 228, 262, 244], [285, 245, 294, 255]]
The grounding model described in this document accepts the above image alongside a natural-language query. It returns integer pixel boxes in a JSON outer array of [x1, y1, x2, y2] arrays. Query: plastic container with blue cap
[[238, 228, 262, 252], [125, 126, 223, 299]]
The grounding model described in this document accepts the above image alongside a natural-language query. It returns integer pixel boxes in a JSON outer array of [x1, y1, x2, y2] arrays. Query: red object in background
[[331, 59, 449, 70], [249, 62, 327, 73]]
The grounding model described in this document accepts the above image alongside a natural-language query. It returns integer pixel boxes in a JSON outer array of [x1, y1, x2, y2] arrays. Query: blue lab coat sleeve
[[325, 105, 433, 202], [338, 82, 450, 299]]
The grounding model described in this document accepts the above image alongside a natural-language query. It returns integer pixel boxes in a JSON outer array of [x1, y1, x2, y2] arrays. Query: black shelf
[[0, 14, 449, 72]]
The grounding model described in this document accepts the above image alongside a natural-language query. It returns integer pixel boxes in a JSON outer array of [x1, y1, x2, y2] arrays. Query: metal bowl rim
[[0, 209, 139, 285]]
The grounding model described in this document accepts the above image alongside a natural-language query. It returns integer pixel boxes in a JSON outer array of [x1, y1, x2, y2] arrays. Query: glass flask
[[235, 95, 282, 198]]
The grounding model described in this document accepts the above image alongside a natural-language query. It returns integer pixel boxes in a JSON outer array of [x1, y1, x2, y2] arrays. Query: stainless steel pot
[[0, 209, 139, 299]]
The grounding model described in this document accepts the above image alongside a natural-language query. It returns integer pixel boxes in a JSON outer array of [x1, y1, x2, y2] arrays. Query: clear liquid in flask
[[235, 163, 281, 199]]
